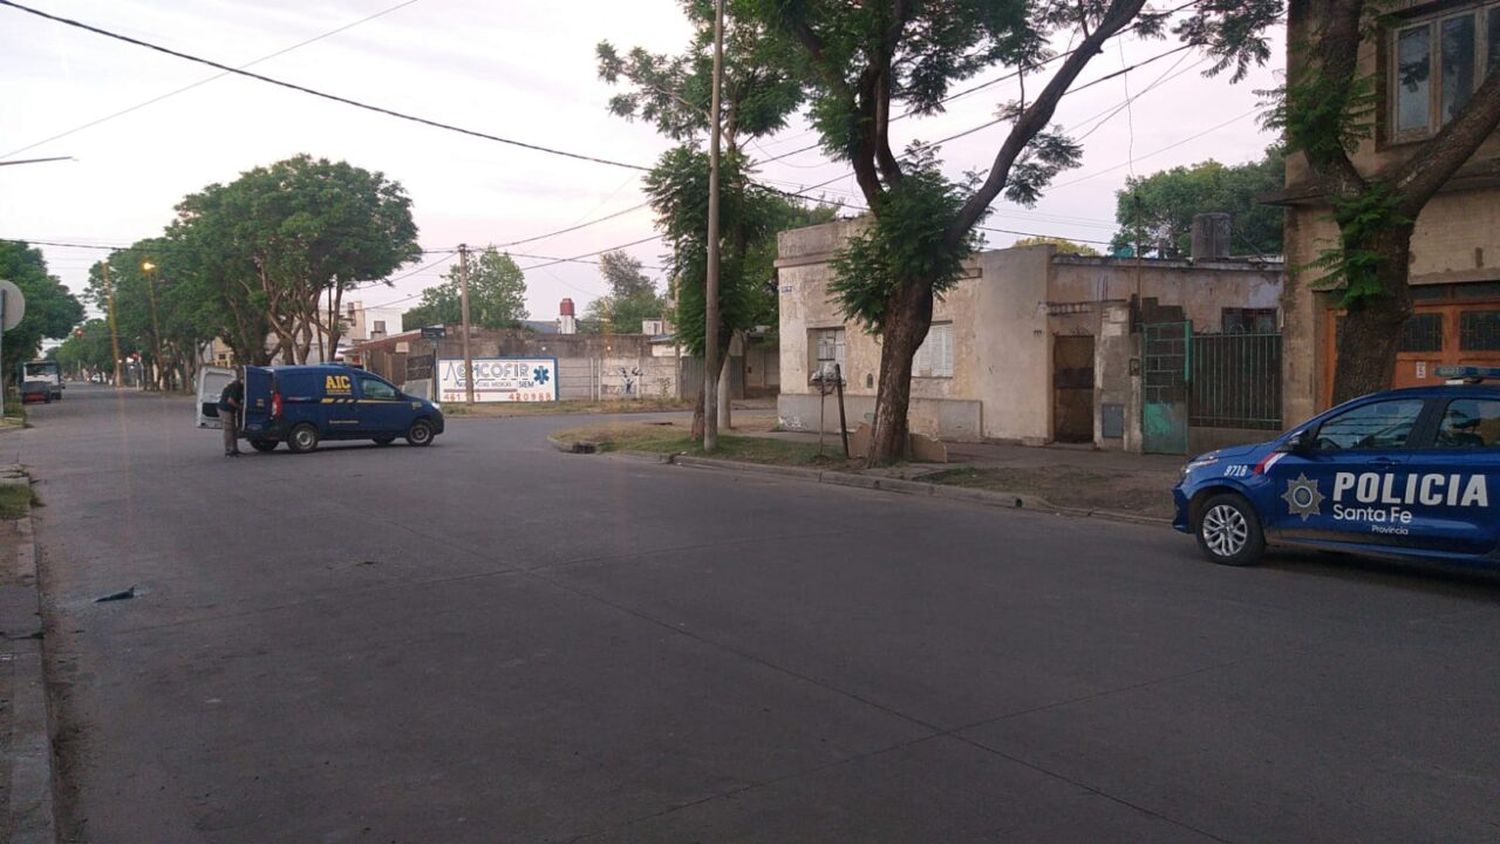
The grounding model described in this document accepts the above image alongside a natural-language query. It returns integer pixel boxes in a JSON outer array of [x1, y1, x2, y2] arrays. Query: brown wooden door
[[1053, 335, 1095, 443]]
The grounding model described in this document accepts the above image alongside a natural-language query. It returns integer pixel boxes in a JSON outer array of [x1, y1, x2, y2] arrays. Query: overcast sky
[[0, 0, 1284, 328]]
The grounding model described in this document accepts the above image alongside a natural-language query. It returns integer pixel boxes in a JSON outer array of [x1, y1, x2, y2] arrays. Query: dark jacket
[[217, 380, 243, 413]]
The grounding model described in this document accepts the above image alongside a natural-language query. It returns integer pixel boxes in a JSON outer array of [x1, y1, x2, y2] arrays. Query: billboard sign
[[438, 357, 557, 402]]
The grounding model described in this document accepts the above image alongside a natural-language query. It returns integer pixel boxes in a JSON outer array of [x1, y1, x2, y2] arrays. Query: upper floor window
[[1391, 4, 1500, 141]]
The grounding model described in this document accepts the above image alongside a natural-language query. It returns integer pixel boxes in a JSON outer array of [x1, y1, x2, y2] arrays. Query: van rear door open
[[196, 366, 234, 429], [240, 366, 276, 433]]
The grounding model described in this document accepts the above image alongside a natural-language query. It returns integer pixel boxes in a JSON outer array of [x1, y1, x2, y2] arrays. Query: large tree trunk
[[691, 383, 706, 441], [1330, 223, 1416, 404], [867, 280, 934, 466]]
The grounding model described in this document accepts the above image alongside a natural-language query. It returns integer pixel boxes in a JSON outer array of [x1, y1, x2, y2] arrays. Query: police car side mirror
[[1277, 430, 1311, 454]]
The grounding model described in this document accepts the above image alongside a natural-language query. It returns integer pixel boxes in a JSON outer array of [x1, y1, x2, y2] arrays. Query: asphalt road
[[19, 385, 1500, 842]]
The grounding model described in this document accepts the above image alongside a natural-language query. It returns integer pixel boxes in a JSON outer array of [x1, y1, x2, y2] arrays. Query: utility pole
[[703, 0, 725, 453], [458, 243, 475, 407], [102, 263, 123, 387], [142, 261, 165, 390]]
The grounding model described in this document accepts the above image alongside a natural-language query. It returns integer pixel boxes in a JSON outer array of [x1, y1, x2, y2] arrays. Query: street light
[[140, 259, 165, 390]]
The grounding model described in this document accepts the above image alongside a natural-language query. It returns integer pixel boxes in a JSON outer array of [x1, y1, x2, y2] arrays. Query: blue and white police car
[[1174, 366, 1500, 568]]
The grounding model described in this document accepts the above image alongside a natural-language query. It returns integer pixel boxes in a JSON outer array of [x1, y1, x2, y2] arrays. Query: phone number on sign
[[442, 391, 555, 402]]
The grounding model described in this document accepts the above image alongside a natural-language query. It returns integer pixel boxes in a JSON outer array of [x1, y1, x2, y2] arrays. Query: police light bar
[[1435, 365, 1500, 383]]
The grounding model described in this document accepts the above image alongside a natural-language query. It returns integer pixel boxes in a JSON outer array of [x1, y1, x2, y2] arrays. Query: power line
[[2, 0, 420, 159], [1048, 108, 1259, 189], [0, 0, 651, 172], [751, 0, 1205, 168]]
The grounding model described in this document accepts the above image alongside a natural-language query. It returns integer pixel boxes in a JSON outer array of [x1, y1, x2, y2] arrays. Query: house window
[[1221, 308, 1278, 334], [809, 328, 845, 382], [1390, 5, 1500, 141], [1460, 308, 1500, 349], [913, 323, 954, 377]]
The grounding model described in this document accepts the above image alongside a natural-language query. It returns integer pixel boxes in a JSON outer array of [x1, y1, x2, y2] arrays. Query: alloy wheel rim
[[1202, 504, 1249, 557]]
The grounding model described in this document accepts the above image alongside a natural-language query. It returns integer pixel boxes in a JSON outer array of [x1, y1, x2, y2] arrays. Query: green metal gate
[[1142, 321, 1192, 454]]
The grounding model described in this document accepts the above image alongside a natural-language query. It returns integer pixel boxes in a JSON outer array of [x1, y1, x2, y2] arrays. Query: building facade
[[777, 219, 1285, 453], [1279, 0, 1500, 424]]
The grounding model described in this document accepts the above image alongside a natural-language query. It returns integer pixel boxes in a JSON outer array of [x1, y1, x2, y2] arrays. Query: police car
[[1174, 366, 1500, 568]]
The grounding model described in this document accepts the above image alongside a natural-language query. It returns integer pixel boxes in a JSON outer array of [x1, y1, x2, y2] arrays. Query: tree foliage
[[1010, 236, 1101, 256], [174, 155, 421, 363], [582, 252, 667, 334], [1110, 147, 1286, 258], [0, 241, 84, 386], [402, 247, 529, 331], [53, 318, 118, 379]]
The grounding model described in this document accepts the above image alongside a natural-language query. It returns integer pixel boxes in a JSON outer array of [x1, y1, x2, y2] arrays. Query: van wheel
[[373, 436, 395, 446], [287, 423, 320, 454], [249, 439, 278, 452], [1194, 493, 1265, 566], [406, 420, 434, 447]]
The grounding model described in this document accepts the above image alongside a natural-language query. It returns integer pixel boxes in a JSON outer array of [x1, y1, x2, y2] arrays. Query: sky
[[0, 0, 1285, 329]]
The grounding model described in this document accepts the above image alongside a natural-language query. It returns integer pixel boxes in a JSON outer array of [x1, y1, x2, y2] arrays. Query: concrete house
[[776, 219, 1285, 453], [1278, 0, 1500, 423]]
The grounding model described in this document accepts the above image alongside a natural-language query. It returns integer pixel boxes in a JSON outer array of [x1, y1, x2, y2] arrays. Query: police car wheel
[[406, 420, 433, 447], [372, 436, 396, 446], [1195, 493, 1265, 566], [287, 423, 320, 454], [249, 439, 278, 452]]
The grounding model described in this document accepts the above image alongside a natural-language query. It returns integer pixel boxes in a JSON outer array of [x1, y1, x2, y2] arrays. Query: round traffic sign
[[0, 280, 26, 331]]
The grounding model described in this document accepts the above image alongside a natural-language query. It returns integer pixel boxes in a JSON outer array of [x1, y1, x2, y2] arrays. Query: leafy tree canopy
[[1011, 236, 1101, 256], [0, 241, 84, 383], [582, 251, 668, 334], [402, 247, 529, 331], [1110, 147, 1285, 258]]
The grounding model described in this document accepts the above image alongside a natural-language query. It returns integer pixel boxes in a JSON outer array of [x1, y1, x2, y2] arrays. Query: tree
[[581, 251, 667, 333], [401, 247, 529, 331], [1011, 236, 1101, 256], [53, 319, 118, 380], [745, 0, 1280, 464], [0, 241, 84, 388], [599, 0, 811, 437], [1109, 147, 1284, 258], [174, 155, 421, 364], [1275, 1, 1500, 402]]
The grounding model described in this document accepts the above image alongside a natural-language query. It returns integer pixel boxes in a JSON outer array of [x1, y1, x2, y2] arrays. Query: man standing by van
[[218, 375, 243, 457]]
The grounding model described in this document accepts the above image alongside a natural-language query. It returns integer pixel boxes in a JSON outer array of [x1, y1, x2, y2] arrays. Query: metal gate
[[1142, 321, 1192, 454], [1189, 332, 1281, 430]]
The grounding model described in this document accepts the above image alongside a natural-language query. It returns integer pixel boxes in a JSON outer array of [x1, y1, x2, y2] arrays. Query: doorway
[[1053, 334, 1096, 443]]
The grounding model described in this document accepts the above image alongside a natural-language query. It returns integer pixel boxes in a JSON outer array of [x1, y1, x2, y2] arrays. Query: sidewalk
[[728, 428, 1185, 521]]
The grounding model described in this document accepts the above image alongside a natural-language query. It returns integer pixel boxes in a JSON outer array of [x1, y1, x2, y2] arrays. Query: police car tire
[[1194, 493, 1265, 566], [287, 423, 320, 454], [373, 436, 396, 446], [249, 439, 278, 452], [406, 420, 434, 447]]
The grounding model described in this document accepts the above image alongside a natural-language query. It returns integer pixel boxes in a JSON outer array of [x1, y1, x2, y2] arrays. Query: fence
[[1189, 332, 1281, 430]]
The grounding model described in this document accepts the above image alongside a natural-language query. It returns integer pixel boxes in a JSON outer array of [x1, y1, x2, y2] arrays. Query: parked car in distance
[[20, 380, 51, 404]]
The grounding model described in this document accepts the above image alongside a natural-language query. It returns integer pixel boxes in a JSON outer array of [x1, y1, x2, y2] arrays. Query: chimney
[[1190, 213, 1231, 260], [559, 297, 577, 335]]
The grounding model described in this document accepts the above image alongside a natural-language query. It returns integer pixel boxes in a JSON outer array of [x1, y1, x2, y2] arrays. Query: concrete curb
[[546, 435, 597, 454], [3, 508, 57, 844], [603, 450, 1172, 528]]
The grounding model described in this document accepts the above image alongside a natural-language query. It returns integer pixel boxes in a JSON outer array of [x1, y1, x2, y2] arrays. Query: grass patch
[[0, 484, 34, 519], [556, 422, 857, 468], [925, 466, 1172, 517]]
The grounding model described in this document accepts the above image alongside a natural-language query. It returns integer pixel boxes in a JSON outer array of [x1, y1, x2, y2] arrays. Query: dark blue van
[[197, 365, 444, 453]]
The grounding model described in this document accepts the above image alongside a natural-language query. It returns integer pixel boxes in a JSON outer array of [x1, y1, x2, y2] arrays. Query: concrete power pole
[[102, 263, 123, 387], [703, 0, 725, 452], [458, 243, 476, 407]]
